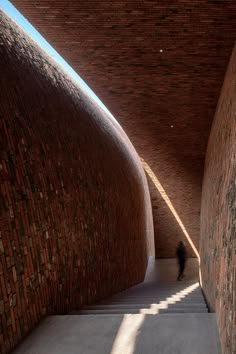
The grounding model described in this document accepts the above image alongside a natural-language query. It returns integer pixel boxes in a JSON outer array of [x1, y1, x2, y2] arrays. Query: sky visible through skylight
[[0, 0, 119, 125]]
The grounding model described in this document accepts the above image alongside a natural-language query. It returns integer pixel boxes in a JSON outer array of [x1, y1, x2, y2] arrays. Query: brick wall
[[0, 11, 153, 354], [200, 45, 236, 354], [11, 0, 236, 257]]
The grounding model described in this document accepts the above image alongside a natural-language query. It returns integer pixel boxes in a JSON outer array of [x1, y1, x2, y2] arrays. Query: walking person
[[176, 241, 187, 281]]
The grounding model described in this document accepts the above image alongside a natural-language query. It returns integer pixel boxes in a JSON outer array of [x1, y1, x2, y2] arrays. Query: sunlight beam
[[141, 159, 200, 260], [141, 160, 202, 285]]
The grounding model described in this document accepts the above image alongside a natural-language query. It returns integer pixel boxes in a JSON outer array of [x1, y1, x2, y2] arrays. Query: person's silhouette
[[176, 241, 187, 281]]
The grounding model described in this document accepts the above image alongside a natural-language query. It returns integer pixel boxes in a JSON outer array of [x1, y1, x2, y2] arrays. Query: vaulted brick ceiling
[[11, 0, 236, 257]]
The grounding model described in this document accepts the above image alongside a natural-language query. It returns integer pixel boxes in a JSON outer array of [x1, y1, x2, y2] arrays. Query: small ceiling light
[[160, 49, 163, 53], [171, 125, 174, 128]]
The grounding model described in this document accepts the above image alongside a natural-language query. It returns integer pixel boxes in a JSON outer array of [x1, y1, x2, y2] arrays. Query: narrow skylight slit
[[0, 0, 120, 126]]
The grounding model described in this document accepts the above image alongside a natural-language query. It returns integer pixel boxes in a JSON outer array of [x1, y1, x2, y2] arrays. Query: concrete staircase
[[13, 258, 222, 354], [76, 281, 208, 315]]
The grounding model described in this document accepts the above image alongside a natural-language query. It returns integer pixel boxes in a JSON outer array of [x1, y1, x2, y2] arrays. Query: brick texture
[[11, 0, 236, 257], [200, 45, 236, 354], [0, 11, 153, 354]]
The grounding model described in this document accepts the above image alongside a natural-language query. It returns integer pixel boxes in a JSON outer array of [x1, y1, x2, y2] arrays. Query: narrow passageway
[[13, 258, 221, 354]]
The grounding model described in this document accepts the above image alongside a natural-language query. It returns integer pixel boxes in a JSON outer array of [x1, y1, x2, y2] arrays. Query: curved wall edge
[[0, 10, 154, 354]]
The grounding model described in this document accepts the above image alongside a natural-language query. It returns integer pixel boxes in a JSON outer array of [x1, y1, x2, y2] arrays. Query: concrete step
[[99, 297, 205, 304], [117, 284, 201, 293], [123, 280, 200, 287], [76, 307, 208, 315], [82, 303, 207, 310], [100, 302, 207, 308], [107, 288, 202, 293], [115, 285, 202, 291], [101, 297, 205, 304], [110, 283, 201, 294], [115, 293, 203, 298], [108, 294, 203, 299], [110, 287, 202, 294], [119, 284, 202, 290]]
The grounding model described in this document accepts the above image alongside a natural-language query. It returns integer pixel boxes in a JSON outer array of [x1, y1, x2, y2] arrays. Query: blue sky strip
[[0, 0, 119, 124]]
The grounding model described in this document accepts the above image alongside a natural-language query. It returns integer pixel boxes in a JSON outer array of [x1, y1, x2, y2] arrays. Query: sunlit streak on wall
[[141, 159, 202, 284]]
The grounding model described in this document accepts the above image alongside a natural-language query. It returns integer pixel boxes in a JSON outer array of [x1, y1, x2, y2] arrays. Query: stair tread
[[83, 304, 206, 309], [75, 309, 208, 314]]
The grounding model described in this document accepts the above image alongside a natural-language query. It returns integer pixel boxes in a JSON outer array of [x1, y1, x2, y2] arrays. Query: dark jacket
[[176, 243, 187, 263]]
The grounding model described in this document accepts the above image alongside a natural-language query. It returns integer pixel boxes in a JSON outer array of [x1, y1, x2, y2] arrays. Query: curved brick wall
[[0, 11, 153, 354], [200, 46, 236, 354], [11, 0, 236, 257]]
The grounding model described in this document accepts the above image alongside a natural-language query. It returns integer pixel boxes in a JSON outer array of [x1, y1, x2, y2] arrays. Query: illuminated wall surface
[[200, 45, 236, 354], [0, 10, 153, 353]]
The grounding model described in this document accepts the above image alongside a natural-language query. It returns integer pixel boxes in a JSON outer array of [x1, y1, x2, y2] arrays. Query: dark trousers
[[177, 260, 185, 280]]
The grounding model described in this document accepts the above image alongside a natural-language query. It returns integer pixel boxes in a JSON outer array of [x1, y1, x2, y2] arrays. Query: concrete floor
[[13, 314, 221, 354], [144, 257, 199, 284], [13, 258, 222, 354]]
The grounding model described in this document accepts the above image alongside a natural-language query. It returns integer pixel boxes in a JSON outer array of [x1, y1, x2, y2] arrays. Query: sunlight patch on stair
[[111, 314, 145, 354], [140, 282, 199, 314], [110, 283, 202, 353]]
